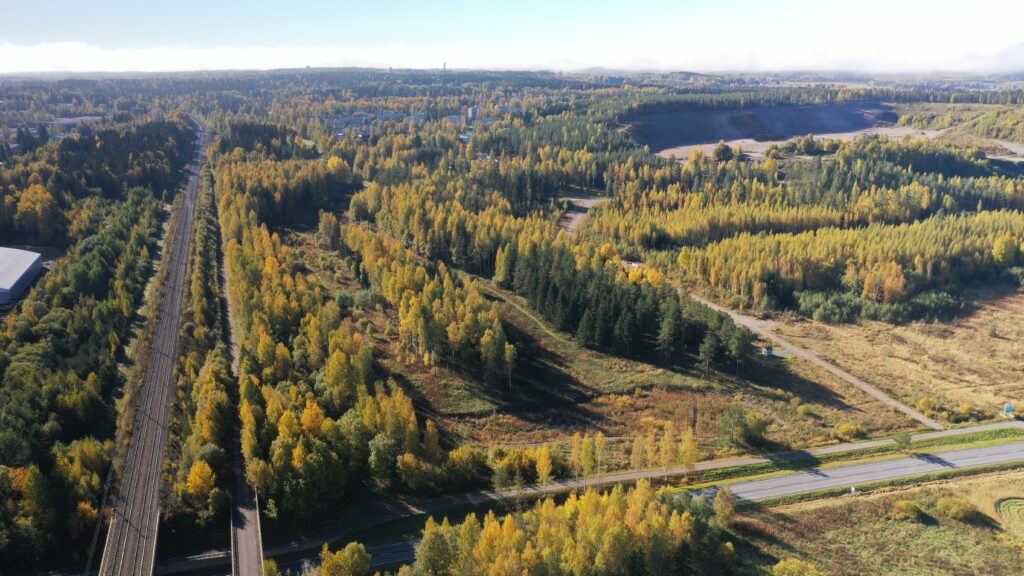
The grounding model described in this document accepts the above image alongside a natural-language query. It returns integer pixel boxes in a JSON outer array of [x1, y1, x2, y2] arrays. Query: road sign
[[1004, 403, 1014, 417]]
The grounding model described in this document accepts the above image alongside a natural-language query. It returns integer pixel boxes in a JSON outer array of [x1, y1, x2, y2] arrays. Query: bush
[[937, 496, 980, 522], [772, 558, 823, 576], [891, 499, 923, 521], [835, 422, 864, 441]]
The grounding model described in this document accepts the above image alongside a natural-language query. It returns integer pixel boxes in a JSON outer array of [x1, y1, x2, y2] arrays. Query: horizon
[[3, 0, 1024, 74]]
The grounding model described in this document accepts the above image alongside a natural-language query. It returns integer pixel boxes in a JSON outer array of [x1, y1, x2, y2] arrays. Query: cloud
[[1, 37, 1023, 74]]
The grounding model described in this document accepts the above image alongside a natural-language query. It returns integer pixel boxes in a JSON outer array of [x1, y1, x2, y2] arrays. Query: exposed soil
[[557, 196, 607, 234], [630, 102, 897, 157]]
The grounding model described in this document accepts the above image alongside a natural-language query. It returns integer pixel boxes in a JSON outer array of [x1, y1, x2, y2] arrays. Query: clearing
[[738, 470, 1024, 575], [772, 286, 1024, 421], [558, 196, 607, 234]]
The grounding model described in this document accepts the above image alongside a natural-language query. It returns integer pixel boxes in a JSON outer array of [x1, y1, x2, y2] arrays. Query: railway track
[[98, 121, 209, 576]]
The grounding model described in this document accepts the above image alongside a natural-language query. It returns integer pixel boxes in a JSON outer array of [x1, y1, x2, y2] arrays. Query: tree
[[186, 461, 216, 498], [714, 487, 736, 528], [318, 542, 371, 576], [503, 343, 517, 392], [423, 419, 442, 464], [727, 327, 753, 376], [678, 427, 700, 476], [659, 422, 676, 475], [713, 140, 734, 162], [630, 436, 645, 472], [570, 432, 583, 481], [699, 333, 718, 377], [300, 399, 326, 437], [14, 184, 62, 243], [263, 559, 283, 576], [493, 244, 516, 288], [581, 436, 596, 477], [416, 517, 457, 574], [594, 432, 606, 475], [657, 299, 681, 362], [368, 434, 399, 489], [319, 211, 340, 249], [246, 458, 274, 494], [893, 431, 913, 454], [535, 444, 553, 485], [993, 234, 1019, 266]]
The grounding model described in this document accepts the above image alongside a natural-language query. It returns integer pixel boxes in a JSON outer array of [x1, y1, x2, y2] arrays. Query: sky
[[1, 0, 1023, 74]]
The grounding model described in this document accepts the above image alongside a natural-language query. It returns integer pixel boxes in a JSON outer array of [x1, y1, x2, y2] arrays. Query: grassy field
[[737, 470, 1024, 575], [470, 278, 914, 449], [774, 285, 1024, 422]]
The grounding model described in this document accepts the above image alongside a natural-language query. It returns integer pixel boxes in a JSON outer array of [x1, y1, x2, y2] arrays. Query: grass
[[463, 278, 915, 449], [735, 469, 1024, 575], [997, 498, 1024, 538], [775, 284, 1024, 422]]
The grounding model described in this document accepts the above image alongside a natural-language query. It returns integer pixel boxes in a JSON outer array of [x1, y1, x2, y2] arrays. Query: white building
[[0, 247, 44, 305]]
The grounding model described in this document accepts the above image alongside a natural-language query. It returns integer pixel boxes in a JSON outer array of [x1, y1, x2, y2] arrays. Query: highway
[[153, 420, 1023, 575], [98, 120, 208, 576], [724, 440, 1024, 501], [214, 440, 1024, 573]]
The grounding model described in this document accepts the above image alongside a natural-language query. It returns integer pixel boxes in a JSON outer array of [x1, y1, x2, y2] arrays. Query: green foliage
[[405, 481, 730, 576], [891, 499, 924, 521], [936, 496, 981, 522], [772, 558, 824, 576]]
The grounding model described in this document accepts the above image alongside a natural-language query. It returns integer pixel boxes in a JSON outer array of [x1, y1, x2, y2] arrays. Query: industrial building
[[0, 247, 44, 305]]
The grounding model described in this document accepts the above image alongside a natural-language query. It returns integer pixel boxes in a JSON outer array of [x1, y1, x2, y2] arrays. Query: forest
[[0, 115, 197, 567], [1, 70, 1023, 573]]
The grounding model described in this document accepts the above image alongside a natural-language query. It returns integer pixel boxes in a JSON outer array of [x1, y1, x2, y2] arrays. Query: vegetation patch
[[996, 497, 1024, 537]]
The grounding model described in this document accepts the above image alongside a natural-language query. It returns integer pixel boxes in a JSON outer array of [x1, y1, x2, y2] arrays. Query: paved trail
[[688, 294, 945, 430], [155, 421, 1024, 574], [209, 435, 1024, 573], [219, 188, 264, 576]]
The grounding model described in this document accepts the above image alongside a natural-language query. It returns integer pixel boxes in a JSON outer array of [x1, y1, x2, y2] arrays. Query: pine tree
[[657, 298, 681, 362]]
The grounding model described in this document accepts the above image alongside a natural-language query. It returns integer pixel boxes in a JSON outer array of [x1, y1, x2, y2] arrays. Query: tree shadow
[[387, 318, 609, 434], [481, 319, 610, 429], [760, 448, 823, 472], [743, 356, 857, 413]]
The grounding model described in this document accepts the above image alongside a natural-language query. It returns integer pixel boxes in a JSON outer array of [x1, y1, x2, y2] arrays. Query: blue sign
[[1005, 403, 1014, 415]]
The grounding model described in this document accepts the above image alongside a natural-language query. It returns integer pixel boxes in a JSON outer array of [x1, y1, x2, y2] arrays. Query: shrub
[[937, 496, 980, 522], [835, 422, 864, 441], [916, 396, 939, 413], [892, 499, 923, 521], [772, 558, 823, 576]]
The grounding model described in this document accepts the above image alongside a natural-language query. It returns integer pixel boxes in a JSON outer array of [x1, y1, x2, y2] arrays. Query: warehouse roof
[[0, 247, 43, 293]]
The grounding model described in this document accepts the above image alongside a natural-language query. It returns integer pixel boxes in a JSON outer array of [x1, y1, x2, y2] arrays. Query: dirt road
[[688, 294, 945, 430], [557, 196, 607, 234]]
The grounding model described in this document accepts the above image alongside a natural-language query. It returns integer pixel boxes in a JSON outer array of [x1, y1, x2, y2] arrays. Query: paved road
[[688, 293, 945, 430], [724, 440, 1024, 501], [98, 121, 208, 576], [152, 420, 1022, 575], [222, 438, 1024, 574]]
